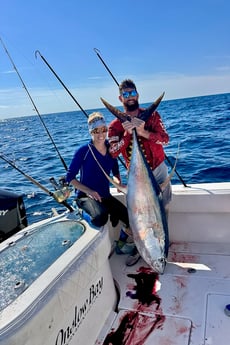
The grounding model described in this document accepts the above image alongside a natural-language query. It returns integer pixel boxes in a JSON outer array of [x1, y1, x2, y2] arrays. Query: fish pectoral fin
[[88, 144, 127, 194], [100, 98, 128, 122], [160, 143, 180, 191], [112, 177, 127, 194], [160, 176, 171, 191]]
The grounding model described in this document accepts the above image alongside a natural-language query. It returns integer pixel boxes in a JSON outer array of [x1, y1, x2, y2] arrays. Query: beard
[[125, 100, 139, 112]]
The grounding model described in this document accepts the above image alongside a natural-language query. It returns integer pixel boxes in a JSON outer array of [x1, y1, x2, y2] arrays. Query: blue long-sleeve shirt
[[66, 140, 119, 198]]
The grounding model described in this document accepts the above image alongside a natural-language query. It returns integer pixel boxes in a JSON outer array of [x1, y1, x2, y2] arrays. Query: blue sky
[[0, 0, 229, 118]]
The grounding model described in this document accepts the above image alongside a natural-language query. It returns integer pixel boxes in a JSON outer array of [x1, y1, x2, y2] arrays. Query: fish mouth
[[152, 257, 166, 274]]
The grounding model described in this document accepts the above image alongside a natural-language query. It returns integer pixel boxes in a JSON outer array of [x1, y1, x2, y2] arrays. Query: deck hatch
[[204, 293, 230, 344], [0, 220, 85, 311]]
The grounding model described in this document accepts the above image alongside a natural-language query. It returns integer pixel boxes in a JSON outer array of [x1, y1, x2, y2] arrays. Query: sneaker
[[125, 247, 141, 266]]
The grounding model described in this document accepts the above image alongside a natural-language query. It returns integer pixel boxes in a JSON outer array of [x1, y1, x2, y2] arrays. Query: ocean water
[[1, 93, 230, 225]]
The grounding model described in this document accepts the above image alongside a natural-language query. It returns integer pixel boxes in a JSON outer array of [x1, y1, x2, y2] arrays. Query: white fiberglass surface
[[0, 220, 85, 311]]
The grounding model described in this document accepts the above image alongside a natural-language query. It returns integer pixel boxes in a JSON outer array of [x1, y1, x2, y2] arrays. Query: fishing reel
[[49, 177, 72, 203]]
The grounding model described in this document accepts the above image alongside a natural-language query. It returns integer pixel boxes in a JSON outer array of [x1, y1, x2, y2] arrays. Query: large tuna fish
[[98, 94, 174, 273], [126, 128, 169, 273], [89, 126, 172, 273]]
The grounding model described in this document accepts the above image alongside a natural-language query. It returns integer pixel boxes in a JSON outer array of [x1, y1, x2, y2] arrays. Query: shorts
[[153, 161, 172, 207]]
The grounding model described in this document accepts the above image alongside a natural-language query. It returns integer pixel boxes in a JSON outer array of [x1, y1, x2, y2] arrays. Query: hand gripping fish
[[95, 94, 176, 273]]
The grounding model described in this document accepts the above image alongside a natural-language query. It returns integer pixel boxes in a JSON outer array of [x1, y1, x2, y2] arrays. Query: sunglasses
[[91, 126, 108, 134], [121, 90, 138, 99]]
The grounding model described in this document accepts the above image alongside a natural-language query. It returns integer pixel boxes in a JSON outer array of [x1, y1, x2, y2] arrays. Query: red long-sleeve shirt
[[108, 109, 169, 171]]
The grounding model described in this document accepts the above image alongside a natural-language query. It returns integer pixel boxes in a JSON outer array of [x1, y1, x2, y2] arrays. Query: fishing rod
[[0, 37, 68, 171], [0, 155, 74, 212], [35, 50, 88, 118], [94, 48, 119, 87], [93, 48, 188, 187], [35, 50, 127, 169]]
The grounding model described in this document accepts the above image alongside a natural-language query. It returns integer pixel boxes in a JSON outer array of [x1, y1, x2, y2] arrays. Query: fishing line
[[0, 37, 68, 171], [35, 50, 127, 169], [93, 48, 188, 187], [0, 154, 73, 212]]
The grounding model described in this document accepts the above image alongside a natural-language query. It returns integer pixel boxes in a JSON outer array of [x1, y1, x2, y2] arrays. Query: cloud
[[2, 69, 15, 74], [1, 72, 230, 119], [215, 66, 230, 72], [136, 73, 230, 102]]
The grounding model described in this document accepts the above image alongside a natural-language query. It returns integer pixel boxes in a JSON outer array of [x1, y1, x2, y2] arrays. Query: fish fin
[[111, 178, 127, 194], [105, 172, 127, 193], [101, 93, 164, 123], [160, 143, 180, 191], [88, 144, 127, 194], [100, 98, 129, 122], [138, 92, 165, 121]]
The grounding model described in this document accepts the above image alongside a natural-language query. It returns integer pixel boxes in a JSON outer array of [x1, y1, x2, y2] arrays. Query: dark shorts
[[76, 194, 129, 228]]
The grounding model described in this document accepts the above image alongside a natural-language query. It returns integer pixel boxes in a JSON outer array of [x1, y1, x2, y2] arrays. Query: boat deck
[[97, 241, 230, 345]]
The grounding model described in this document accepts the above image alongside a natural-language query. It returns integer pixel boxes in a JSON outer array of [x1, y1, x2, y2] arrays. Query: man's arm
[[134, 112, 169, 145], [108, 120, 132, 158]]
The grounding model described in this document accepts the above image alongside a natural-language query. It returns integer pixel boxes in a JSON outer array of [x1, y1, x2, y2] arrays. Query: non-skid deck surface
[[103, 242, 230, 345]]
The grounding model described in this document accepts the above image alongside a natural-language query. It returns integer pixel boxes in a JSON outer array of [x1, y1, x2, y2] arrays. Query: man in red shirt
[[108, 79, 172, 265]]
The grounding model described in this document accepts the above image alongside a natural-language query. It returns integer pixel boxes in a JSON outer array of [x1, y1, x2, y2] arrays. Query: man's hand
[[123, 117, 150, 139], [122, 120, 135, 134], [132, 117, 144, 130]]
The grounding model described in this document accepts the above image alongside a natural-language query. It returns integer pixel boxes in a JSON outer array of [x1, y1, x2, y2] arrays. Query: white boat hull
[[0, 213, 117, 345], [0, 182, 230, 345]]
